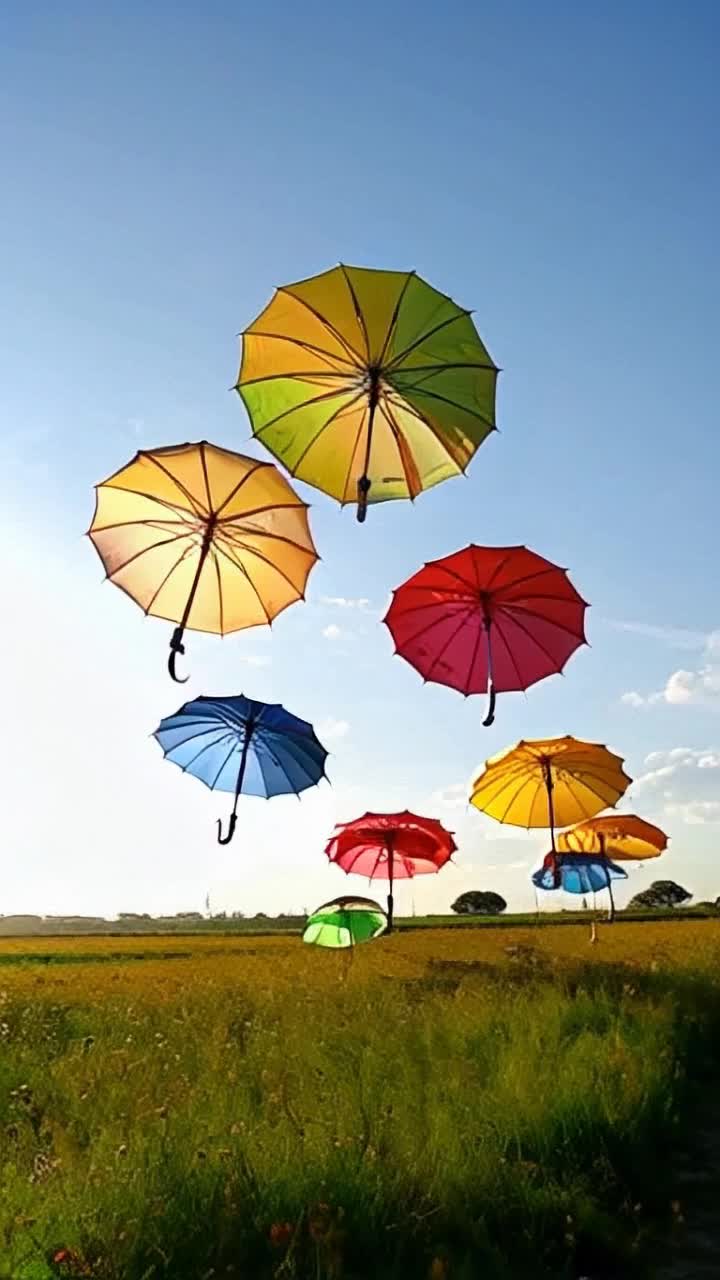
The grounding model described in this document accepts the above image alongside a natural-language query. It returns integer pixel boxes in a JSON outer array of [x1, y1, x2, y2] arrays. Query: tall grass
[[0, 925, 719, 1279]]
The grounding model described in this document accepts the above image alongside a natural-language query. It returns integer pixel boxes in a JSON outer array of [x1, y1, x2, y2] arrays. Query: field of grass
[[1, 921, 719, 1279]]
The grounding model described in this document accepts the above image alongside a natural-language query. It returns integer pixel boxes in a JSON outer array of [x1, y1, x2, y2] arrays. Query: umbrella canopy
[[532, 852, 627, 895], [154, 695, 328, 845], [557, 814, 667, 861], [303, 896, 387, 949], [325, 811, 456, 931], [88, 441, 317, 681], [236, 265, 498, 522], [384, 544, 588, 726], [469, 736, 631, 851]]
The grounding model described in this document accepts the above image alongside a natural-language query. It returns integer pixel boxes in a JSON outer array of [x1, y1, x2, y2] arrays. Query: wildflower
[[269, 1221, 293, 1249]]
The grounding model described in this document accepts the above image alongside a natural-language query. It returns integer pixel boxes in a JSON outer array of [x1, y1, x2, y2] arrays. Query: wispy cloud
[[321, 596, 370, 610], [621, 632, 720, 709], [606, 619, 710, 650], [318, 716, 350, 742], [322, 624, 342, 641]]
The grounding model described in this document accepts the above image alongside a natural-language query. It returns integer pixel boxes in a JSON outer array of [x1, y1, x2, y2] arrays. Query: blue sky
[[1, 1, 718, 917]]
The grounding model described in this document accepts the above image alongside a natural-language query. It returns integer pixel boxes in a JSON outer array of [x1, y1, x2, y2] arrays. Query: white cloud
[[322, 624, 342, 640], [631, 747, 720, 826], [621, 631, 720, 709], [237, 654, 271, 667], [621, 691, 645, 708], [318, 717, 350, 742], [320, 596, 370, 610], [431, 782, 469, 810]]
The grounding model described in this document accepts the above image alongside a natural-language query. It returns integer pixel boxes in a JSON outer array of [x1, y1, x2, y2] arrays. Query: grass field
[[1, 921, 719, 1279]]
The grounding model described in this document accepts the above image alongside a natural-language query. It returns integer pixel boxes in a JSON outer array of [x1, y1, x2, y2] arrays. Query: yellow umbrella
[[469, 736, 632, 850], [557, 814, 667, 861], [236, 265, 498, 522], [88, 441, 318, 680]]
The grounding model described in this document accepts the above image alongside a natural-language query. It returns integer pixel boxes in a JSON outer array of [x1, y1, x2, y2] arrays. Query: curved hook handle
[[217, 812, 237, 845], [482, 682, 497, 728], [168, 629, 189, 684], [356, 475, 371, 524]]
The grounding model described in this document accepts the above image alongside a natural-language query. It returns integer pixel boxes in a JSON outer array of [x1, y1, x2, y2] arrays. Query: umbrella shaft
[[544, 763, 557, 852]]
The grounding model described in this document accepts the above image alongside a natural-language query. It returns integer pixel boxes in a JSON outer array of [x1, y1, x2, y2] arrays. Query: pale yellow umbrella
[[88, 441, 318, 680]]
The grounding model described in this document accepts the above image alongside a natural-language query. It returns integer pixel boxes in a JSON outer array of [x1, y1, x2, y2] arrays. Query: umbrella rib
[[240, 369, 355, 386], [287, 388, 368, 477], [211, 542, 271, 625], [503, 604, 586, 644], [423, 612, 475, 681], [107, 530, 194, 581], [482, 549, 522, 593], [497, 609, 570, 673], [180, 730, 236, 776], [382, 400, 424, 497], [209, 737, 244, 790], [391, 361, 498, 375], [200, 443, 213, 513], [398, 384, 495, 430], [377, 270, 415, 367], [384, 310, 471, 371], [464, 606, 488, 692], [217, 535, 305, 601], [384, 390, 469, 471], [251, 386, 360, 440], [339, 401, 369, 505], [258, 735, 317, 792], [220, 525, 316, 561], [339, 266, 371, 361], [218, 500, 307, 525], [276, 286, 366, 365], [91, 518, 192, 534], [241, 331, 358, 371], [145, 454, 209, 519], [394, 606, 475, 654], [491, 619, 529, 692], [158, 723, 228, 751], [213, 460, 268, 519], [93, 486, 197, 522], [144, 544, 197, 615]]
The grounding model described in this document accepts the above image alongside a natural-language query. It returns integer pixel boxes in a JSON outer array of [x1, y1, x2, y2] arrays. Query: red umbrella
[[383, 544, 588, 727], [325, 811, 456, 932]]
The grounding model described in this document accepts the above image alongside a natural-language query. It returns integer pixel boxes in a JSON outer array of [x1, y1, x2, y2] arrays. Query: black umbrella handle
[[482, 682, 497, 728], [168, 628, 189, 684], [217, 813, 238, 845]]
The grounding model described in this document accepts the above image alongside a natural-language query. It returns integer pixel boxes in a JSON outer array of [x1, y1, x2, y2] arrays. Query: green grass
[[0, 929, 719, 1278]]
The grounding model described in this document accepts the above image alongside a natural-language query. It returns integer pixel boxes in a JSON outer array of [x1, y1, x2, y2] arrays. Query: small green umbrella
[[303, 896, 387, 949]]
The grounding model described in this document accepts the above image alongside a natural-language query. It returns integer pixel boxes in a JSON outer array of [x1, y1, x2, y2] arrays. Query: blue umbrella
[[154, 695, 329, 844], [532, 851, 627, 898]]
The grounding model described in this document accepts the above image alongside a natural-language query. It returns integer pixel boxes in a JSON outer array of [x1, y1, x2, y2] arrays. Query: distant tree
[[451, 890, 507, 916], [627, 880, 692, 910], [231, 911, 245, 920]]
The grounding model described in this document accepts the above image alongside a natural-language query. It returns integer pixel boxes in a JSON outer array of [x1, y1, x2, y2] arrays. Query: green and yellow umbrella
[[236, 265, 498, 521], [303, 896, 387, 949]]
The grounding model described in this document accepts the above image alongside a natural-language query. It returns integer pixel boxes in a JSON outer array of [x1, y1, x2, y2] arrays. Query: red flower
[[269, 1221, 293, 1249]]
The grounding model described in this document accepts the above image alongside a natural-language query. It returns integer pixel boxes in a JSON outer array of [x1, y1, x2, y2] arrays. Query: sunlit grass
[[0, 922, 719, 1278]]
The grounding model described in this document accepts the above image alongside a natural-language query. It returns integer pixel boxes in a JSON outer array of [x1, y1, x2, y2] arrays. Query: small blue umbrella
[[532, 851, 627, 900], [154, 694, 329, 844]]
